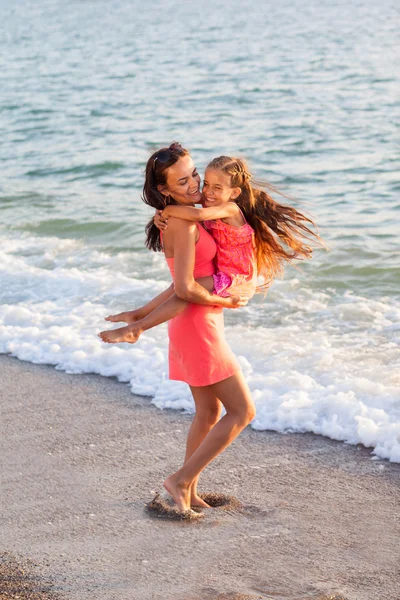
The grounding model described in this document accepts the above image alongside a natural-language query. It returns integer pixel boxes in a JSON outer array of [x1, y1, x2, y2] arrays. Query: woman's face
[[161, 155, 202, 205]]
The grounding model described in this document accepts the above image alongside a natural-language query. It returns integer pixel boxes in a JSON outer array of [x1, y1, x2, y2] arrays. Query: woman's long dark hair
[[207, 156, 323, 287], [143, 142, 189, 252]]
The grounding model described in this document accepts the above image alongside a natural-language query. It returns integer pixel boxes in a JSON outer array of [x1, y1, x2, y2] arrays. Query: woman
[[100, 143, 256, 514]]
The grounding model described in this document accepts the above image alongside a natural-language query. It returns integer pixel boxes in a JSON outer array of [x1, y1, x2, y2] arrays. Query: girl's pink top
[[204, 217, 257, 295]]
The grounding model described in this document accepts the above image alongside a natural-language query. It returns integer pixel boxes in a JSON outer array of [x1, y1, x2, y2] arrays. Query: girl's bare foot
[[98, 324, 142, 344], [105, 310, 141, 325], [164, 474, 191, 512]]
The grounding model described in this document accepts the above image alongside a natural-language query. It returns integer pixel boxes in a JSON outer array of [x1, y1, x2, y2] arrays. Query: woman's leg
[[164, 371, 256, 511], [99, 276, 214, 344], [186, 385, 223, 507]]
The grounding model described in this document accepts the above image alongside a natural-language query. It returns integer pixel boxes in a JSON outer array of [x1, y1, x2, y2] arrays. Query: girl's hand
[[223, 295, 249, 309], [154, 210, 168, 231]]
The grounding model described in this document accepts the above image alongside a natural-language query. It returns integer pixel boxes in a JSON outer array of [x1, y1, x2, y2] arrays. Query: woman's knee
[[230, 401, 256, 427], [196, 403, 222, 426], [247, 403, 257, 423]]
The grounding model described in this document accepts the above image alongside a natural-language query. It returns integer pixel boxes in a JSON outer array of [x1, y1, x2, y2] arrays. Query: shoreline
[[1, 354, 399, 600]]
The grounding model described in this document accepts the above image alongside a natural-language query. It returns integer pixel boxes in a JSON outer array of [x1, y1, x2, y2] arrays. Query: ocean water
[[1, 0, 399, 461]]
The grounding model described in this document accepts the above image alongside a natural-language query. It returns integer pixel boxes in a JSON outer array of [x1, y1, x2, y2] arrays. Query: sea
[[1, 0, 399, 462]]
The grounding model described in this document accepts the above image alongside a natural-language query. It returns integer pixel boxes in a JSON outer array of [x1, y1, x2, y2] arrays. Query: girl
[[99, 155, 318, 345]]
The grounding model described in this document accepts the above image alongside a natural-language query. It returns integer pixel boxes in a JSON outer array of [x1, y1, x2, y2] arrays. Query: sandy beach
[[1, 354, 399, 600]]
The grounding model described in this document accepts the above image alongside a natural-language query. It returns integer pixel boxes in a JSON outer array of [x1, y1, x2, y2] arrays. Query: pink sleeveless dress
[[165, 224, 240, 387]]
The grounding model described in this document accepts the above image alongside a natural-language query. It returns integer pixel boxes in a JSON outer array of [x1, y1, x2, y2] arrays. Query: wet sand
[[0, 552, 59, 600], [1, 354, 399, 600]]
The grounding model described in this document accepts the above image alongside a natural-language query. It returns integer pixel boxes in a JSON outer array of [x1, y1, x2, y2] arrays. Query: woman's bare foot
[[190, 494, 210, 508], [164, 474, 191, 512], [189, 482, 210, 507], [105, 310, 141, 325], [98, 324, 142, 344]]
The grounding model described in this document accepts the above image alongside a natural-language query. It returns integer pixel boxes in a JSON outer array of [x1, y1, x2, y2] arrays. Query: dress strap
[[236, 205, 247, 225]]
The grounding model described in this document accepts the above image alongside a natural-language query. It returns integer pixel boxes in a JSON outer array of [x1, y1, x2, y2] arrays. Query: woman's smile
[[161, 155, 202, 205]]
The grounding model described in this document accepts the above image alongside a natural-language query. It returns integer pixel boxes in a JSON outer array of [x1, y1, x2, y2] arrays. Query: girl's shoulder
[[212, 213, 253, 232], [221, 204, 247, 228], [207, 218, 254, 243]]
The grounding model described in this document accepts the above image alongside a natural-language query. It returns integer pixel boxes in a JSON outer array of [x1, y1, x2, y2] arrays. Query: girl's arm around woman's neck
[[161, 202, 239, 223]]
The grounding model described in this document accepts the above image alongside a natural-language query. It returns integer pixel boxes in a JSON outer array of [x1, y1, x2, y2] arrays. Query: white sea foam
[[1, 233, 400, 462]]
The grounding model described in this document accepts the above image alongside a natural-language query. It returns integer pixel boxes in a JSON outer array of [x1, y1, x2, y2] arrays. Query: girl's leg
[[99, 276, 214, 344], [105, 283, 176, 324], [164, 371, 256, 511], [186, 385, 223, 507]]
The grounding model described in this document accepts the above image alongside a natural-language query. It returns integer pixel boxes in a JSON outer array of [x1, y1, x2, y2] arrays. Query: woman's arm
[[161, 202, 239, 223], [168, 218, 246, 308]]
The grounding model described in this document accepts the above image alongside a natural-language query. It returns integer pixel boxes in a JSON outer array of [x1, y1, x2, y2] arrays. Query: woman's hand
[[154, 210, 168, 231], [222, 295, 249, 309]]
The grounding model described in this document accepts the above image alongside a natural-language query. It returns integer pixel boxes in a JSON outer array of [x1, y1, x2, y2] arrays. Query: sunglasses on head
[[153, 142, 185, 171]]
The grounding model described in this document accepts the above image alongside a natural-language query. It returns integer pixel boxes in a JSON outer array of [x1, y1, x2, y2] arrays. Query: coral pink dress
[[165, 224, 240, 387]]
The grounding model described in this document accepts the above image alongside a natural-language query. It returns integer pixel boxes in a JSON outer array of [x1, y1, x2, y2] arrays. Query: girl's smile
[[202, 168, 240, 207]]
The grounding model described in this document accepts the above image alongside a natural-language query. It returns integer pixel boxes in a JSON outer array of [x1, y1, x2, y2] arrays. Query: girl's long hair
[[143, 142, 189, 252], [207, 156, 322, 286]]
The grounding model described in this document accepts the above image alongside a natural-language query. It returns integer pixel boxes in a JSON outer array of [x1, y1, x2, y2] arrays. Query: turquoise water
[[2, 0, 399, 293], [1, 0, 400, 460]]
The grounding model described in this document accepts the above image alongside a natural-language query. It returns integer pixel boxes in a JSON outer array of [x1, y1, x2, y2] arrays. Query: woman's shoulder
[[162, 218, 199, 251], [166, 216, 198, 233]]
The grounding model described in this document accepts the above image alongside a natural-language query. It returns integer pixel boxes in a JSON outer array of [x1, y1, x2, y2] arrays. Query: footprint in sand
[[145, 491, 254, 522]]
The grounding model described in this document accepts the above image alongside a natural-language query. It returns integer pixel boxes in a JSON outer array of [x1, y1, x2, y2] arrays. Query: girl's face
[[160, 155, 201, 205], [202, 168, 241, 207]]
